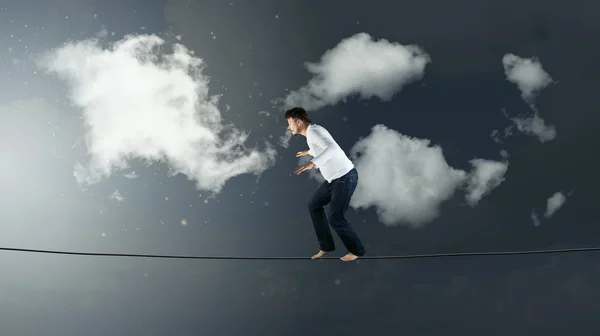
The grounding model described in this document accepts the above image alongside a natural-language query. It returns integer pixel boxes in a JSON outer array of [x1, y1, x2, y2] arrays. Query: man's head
[[285, 107, 312, 136]]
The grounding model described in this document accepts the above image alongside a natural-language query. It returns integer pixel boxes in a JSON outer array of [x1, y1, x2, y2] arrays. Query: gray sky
[[0, 0, 599, 335]]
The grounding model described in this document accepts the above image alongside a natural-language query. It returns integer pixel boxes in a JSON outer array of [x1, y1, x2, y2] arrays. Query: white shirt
[[306, 124, 354, 183]]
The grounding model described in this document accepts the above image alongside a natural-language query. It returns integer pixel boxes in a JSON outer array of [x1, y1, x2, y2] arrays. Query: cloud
[[109, 189, 125, 203], [345, 125, 509, 227], [502, 53, 554, 104], [38, 32, 276, 193], [531, 210, 540, 227], [501, 53, 557, 142], [510, 113, 556, 143], [278, 131, 292, 149], [464, 159, 509, 206], [123, 171, 138, 179], [530, 191, 570, 226], [348, 125, 467, 227], [277, 32, 430, 111], [544, 191, 566, 218]]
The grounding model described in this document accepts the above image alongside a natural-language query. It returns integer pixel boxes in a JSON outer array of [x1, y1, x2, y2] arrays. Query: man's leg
[[328, 169, 365, 261], [308, 181, 334, 258]]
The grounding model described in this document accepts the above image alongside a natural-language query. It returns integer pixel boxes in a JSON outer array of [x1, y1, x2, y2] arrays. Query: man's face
[[287, 118, 300, 135]]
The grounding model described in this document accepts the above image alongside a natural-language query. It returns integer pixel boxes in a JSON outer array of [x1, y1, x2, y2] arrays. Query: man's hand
[[294, 161, 315, 175], [296, 150, 309, 157]]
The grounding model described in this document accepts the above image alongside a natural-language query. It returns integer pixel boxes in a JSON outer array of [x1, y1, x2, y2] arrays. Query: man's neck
[[299, 124, 310, 137]]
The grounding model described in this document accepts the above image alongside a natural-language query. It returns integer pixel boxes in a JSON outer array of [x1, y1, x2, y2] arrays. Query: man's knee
[[308, 199, 321, 212], [328, 212, 347, 228]]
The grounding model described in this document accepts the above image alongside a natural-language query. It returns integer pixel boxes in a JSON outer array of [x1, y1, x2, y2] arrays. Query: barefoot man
[[285, 107, 366, 262]]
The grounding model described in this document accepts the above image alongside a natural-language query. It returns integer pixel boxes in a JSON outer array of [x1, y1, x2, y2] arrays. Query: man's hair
[[284, 107, 312, 124]]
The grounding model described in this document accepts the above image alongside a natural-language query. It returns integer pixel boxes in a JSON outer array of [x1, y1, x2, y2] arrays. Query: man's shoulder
[[308, 124, 336, 143], [307, 124, 327, 134]]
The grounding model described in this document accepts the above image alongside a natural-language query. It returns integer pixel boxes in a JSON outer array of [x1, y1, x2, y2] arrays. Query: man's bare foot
[[311, 250, 327, 259], [340, 253, 359, 262]]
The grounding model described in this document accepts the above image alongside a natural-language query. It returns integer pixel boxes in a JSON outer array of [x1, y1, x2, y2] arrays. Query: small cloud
[[109, 189, 125, 203], [276, 32, 430, 111], [544, 191, 567, 218], [502, 53, 554, 105], [464, 159, 509, 206], [38, 32, 276, 194], [123, 171, 138, 179], [490, 129, 502, 143], [278, 130, 292, 148], [501, 53, 557, 142], [531, 210, 540, 227], [511, 113, 556, 143]]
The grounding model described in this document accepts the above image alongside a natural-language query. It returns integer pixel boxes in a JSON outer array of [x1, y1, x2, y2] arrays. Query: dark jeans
[[308, 168, 365, 256]]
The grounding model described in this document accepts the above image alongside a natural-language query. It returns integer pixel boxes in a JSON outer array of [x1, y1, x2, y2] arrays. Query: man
[[285, 107, 366, 262]]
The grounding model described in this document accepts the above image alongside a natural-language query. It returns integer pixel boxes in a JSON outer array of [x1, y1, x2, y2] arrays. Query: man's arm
[[309, 127, 337, 168]]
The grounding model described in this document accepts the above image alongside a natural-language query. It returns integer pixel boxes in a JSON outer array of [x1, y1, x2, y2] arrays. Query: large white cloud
[[38, 33, 276, 193], [277, 32, 430, 111], [465, 159, 509, 206], [340, 125, 509, 227], [348, 125, 465, 227], [501, 53, 557, 142]]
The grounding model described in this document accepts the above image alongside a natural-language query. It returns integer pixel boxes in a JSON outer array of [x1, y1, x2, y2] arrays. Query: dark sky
[[0, 0, 599, 335]]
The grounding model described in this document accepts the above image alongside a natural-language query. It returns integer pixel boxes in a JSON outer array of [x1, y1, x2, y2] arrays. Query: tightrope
[[1, 246, 599, 260]]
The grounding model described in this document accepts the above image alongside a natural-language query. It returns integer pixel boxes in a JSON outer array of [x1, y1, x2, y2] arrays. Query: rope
[[1, 246, 600, 260]]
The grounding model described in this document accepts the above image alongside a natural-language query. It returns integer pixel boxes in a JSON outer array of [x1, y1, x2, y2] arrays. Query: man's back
[[306, 124, 354, 182]]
